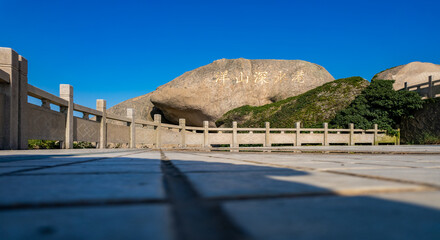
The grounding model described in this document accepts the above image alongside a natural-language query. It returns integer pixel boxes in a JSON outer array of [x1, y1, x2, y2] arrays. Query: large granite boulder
[[373, 61, 440, 90], [107, 92, 160, 122], [150, 58, 334, 126]]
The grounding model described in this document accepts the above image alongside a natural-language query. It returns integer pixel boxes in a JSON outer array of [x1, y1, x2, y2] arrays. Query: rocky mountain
[[216, 77, 369, 128], [149, 58, 334, 126], [107, 92, 160, 122], [373, 61, 440, 90]]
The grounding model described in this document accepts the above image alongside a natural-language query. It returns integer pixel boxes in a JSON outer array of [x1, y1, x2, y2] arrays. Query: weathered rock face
[[108, 92, 160, 122], [374, 61, 440, 90], [150, 58, 334, 126]]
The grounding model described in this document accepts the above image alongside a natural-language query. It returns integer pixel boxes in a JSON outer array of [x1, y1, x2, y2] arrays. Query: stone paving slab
[[0, 173, 165, 206], [20, 162, 161, 174], [1, 149, 439, 240], [0, 204, 173, 240], [222, 192, 440, 240], [331, 168, 440, 187], [183, 170, 426, 198]]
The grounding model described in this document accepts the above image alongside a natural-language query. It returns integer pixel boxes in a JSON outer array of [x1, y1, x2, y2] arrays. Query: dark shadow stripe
[[160, 151, 251, 240], [0, 198, 167, 211]]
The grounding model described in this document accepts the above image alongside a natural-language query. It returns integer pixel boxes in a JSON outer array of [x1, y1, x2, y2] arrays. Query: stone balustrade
[[402, 76, 440, 99], [0, 47, 399, 150]]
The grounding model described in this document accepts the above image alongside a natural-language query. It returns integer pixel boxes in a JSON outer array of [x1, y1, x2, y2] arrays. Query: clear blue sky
[[1, 0, 439, 109]]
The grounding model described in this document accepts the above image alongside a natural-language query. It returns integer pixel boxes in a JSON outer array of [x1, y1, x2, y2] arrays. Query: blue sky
[[1, 0, 439, 109]]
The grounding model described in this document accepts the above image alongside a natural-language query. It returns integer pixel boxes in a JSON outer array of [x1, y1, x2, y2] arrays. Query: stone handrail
[[0, 47, 399, 150], [401, 75, 440, 99]]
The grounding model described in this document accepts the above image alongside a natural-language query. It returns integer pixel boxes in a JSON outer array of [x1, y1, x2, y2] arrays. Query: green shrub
[[216, 77, 369, 128], [330, 79, 423, 134], [28, 140, 60, 149]]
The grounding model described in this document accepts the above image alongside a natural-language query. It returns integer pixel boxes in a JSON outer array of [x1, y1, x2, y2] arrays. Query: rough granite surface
[[150, 58, 334, 126]]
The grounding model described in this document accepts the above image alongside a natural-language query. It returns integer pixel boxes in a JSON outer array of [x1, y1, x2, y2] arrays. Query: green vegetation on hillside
[[216, 77, 369, 128], [331, 79, 423, 134]]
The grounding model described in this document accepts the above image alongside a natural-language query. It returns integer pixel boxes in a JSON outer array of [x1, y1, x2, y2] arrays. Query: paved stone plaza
[[0, 147, 440, 240]]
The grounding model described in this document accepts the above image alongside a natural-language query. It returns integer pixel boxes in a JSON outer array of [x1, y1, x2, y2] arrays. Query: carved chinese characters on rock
[[213, 70, 305, 85]]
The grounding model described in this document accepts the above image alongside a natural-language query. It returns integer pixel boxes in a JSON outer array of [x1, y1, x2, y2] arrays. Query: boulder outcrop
[[373, 61, 440, 90], [150, 58, 334, 126], [107, 92, 159, 122]]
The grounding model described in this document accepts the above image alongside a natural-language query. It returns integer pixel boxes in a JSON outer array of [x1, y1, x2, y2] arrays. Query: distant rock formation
[[149, 58, 334, 126], [373, 61, 440, 90], [107, 92, 160, 122]]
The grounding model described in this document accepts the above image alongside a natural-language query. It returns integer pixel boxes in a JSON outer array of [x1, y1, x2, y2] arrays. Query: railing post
[[232, 121, 238, 152], [349, 123, 354, 146], [203, 121, 210, 148], [295, 122, 301, 146], [428, 75, 433, 98], [396, 128, 401, 145], [96, 99, 107, 149], [179, 118, 186, 148], [127, 108, 136, 148], [18, 56, 28, 149], [323, 122, 329, 146], [264, 122, 271, 147], [60, 84, 73, 149], [154, 114, 162, 149], [0, 48, 19, 149], [404, 82, 408, 91], [373, 124, 378, 146]]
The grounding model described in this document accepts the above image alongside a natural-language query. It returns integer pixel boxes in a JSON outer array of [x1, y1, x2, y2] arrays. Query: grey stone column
[[373, 124, 378, 146], [60, 84, 74, 149], [232, 121, 238, 151], [154, 114, 162, 148], [179, 118, 186, 148], [428, 76, 433, 98], [349, 123, 354, 146], [295, 122, 301, 146], [323, 122, 329, 146], [127, 108, 135, 148], [17, 56, 28, 149], [96, 99, 107, 149], [264, 122, 271, 147], [203, 121, 210, 148], [0, 48, 19, 149]]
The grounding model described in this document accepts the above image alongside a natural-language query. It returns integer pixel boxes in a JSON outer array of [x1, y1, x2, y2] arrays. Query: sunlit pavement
[[1, 148, 439, 240]]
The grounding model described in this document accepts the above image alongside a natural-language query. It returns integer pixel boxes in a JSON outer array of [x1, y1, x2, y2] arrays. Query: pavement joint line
[[0, 150, 150, 177], [160, 150, 251, 240], [0, 149, 147, 163], [0, 198, 168, 211], [186, 152, 440, 191], [205, 187, 436, 203], [12, 171, 162, 176]]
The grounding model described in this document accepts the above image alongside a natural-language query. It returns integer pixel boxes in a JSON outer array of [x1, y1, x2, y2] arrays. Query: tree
[[330, 79, 423, 134]]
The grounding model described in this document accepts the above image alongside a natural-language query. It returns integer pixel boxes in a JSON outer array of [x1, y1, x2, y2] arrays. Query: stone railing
[[401, 76, 440, 99], [0, 47, 399, 150]]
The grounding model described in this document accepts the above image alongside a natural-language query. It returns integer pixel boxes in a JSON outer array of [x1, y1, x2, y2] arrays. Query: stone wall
[[401, 98, 440, 144], [0, 47, 399, 150]]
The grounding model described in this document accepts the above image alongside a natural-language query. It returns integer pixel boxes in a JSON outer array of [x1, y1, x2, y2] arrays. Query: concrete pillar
[[17, 56, 28, 149], [264, 122, 271, 147], [96, 99, 107, 149], [232, 121, 238, 151], [203, 121, 209, 148], [179, 118, 186, 148], [127, 108, 135, 148], [0, 48, 19, 149], [60, 84, 73, 149], [428, 75, 433, 98], [349, 123, 354, 146], [404, 82, 408, 90], [373, 124, 378, 146], [154, 114, 162, 148], [323, 122, 329, 146], [295, 122, 301, 146]]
